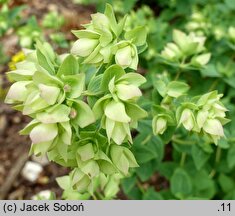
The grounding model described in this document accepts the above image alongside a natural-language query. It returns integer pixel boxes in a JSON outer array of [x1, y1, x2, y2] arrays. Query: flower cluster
[[5, 42, 95, 157], [5, 4, 148, 199], [228, 26, 235, 44], [152, 74, 229, 144], [160, 29, 211, 68], [186, 12, 211, 36], [184, 91, 229, 144], [93, 64, 147, 145], [71, 4, 147, 70]]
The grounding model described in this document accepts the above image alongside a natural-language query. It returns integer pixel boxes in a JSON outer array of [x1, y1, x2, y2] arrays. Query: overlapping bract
[[160, 29, 211, 68]]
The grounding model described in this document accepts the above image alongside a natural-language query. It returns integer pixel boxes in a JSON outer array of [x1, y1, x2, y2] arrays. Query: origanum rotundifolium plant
[[5, 4, 230, 200]]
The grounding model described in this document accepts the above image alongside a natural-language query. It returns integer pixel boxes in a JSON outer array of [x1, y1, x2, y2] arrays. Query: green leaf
[[56, 138, 68, 162], [104, 100, 131, 123], [7, 69, 34, 81], [56, 176, 71, 190], [117, 72, 146, 86], [200, 64, 221, 78], [133, 133, 164, 164], [36, 104, 70, 124], [191, 144, 210, 170], [170, 168, 192, 199], [125, 103, 148, 121], [92, 94, 112, 119], [125, 26, 147, 46], [77, 143, 94, 161], [38, 84, 61, 105], [72, 30, 100, 39], [218, 174, 235, 193], [72, 100, 96, 128], [136, 161, 156, 181], [100, 64, 125, 91], [33, 70, 63, 87], [225, 0, 235, 9], [80, 160, 100, 178], [158, 162, 178, 180], [104, 3, 118, 36], [193, 170, 215, 199], [121, 176, 136, 194], [167, 81, 189, 98], [36, 45, 55, 74], [57, 54, 79, 77], [62, 74, 85, 98], [123, 148, 138, 167], [87, 74, 103, 95], [110, 145, 129, 175], [142, 187, 163, 200], [153, 79, 167, 97], [19, 119, 40, 135], [133, 134, 158, 163]]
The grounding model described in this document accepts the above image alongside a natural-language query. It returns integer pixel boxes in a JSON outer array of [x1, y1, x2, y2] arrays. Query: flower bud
[[179, 108, 195, 131], [196, 110, 208, 129], [203, 118, 224, 140], [29, 123, 58, 145], [161, 43, 182, 60], [5, 81, 31, 103], [116, 83, 142, 101], [152, 116, 167, 135], [228, 26, 235, 42], [115, 44, 138, 70], [71, 38, 99, 57], [38, 84, 61, 105]]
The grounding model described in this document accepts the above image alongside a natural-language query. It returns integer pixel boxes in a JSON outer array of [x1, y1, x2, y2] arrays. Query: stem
[[180, 152, 187, 167], [174, 57, 185, 80], [209, 147, 221, 178], [141, 134, 152, 145], [174, 70, 182, 80], [208, 79, 219, 91], [215, 147, 222, 164], [95, 192, 104, 200], [137, 180, 145, 194], [92, 194, 98, 200]]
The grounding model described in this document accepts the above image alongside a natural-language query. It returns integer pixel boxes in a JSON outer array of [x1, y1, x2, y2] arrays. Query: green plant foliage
[[0, 3, 26, 37], [17, 16, 43, 48], [4, 0, 235, 200], [42, 11, 65, 30]]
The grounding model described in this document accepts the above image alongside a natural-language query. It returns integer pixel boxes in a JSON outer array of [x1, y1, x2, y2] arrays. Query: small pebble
[[32, 190, 53, 200], [21, 161, 43, 182]]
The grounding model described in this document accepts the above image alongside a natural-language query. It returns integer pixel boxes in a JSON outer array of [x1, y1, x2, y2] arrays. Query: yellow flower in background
[[8, 51, 25, 71]]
